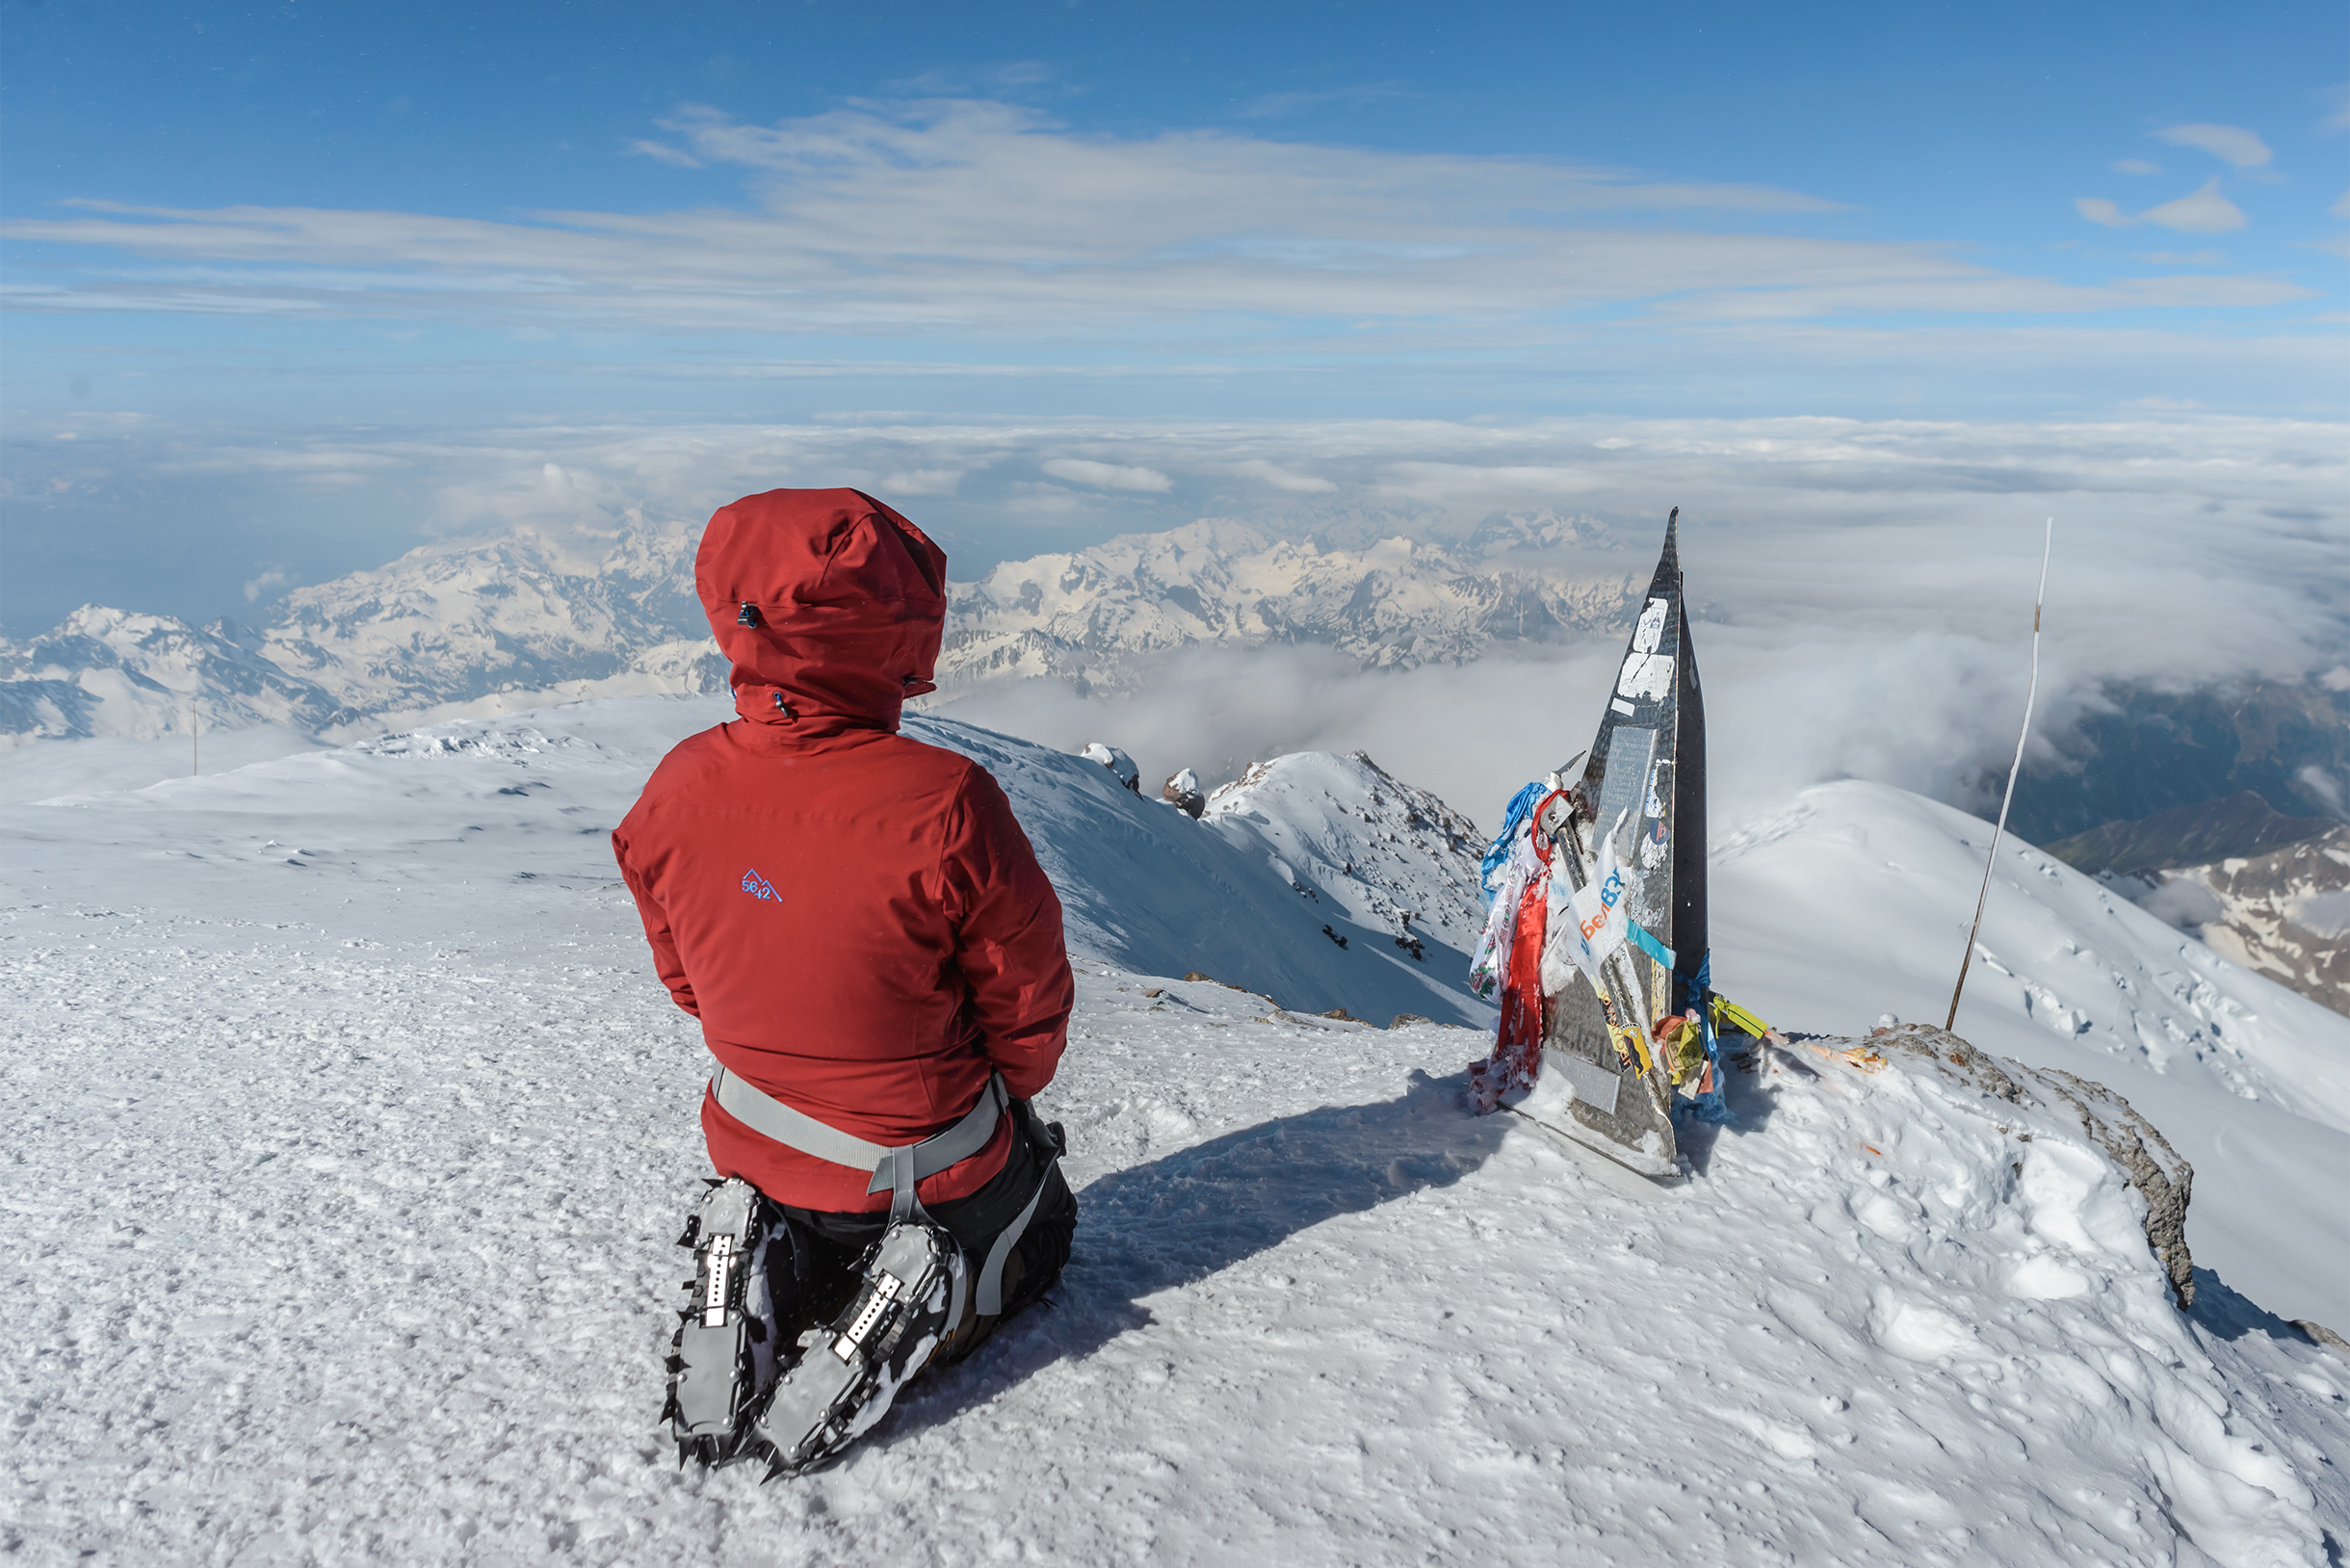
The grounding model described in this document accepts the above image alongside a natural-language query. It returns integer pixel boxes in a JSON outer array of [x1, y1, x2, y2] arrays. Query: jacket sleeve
[[612, 820, 700, 1019], [939, 764, 1073, 1099]]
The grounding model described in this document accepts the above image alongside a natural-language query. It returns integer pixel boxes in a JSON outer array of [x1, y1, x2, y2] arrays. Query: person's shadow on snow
[[874, 1066, 1507, 1446]]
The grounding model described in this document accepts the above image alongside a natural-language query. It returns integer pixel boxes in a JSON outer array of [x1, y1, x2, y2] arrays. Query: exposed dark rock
[[1161, 767, 1206, 818]]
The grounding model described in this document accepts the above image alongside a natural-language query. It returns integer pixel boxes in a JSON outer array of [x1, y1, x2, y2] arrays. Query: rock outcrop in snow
[[1865, 1023, 2196, 1306], [1712, 777, 2350, 1328]]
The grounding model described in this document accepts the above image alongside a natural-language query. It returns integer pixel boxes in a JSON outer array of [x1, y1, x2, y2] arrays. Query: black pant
[[763, 1116, 1077, 1363]]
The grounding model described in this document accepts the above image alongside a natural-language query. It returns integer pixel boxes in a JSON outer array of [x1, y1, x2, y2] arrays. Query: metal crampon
[[662, 1178, 767, 1468], [747, 1219, 965, 1480]]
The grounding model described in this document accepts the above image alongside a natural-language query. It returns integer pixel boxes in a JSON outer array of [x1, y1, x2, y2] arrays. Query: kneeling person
[[613, 487, 1077, 1477]]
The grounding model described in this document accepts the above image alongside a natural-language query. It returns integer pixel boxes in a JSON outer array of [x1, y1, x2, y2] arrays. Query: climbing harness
[[709, 1066, 1054, 1318], [683, 1066, 1066, 1477]]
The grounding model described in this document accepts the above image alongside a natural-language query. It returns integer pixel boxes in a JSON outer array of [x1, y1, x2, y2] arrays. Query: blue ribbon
[[1476, 781, 1548, 906]]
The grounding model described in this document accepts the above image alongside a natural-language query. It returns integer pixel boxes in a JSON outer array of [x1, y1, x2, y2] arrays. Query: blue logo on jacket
[[741, 869, 779, 902]]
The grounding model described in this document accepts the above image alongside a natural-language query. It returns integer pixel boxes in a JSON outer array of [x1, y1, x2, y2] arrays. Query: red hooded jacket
[[612, 488, 1074, 1214]]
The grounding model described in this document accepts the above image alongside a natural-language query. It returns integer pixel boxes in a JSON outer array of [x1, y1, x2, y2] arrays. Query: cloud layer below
[[15, 408, 2340, 833]]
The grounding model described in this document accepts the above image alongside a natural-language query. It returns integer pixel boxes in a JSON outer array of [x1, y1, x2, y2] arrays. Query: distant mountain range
[[2108, 823, 2350, 1018], [0, 508, 1636, 745], [2042, 783, 2350, 1019]]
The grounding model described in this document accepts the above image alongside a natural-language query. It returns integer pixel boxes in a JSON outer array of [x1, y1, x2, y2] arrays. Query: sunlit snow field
[[3, 695, 2345, 1565]]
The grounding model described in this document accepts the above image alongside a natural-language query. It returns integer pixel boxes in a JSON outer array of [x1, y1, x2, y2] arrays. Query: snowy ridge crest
[[1201, 748, 1490, 961]]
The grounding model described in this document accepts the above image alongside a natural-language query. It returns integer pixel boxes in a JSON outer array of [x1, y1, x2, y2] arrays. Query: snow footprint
[[1867, 1287, 1984, 1362], [2005, 1253, 2092, 1300]]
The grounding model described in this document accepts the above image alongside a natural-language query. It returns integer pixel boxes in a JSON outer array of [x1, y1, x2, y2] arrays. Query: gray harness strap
[[975, 1141, 1056, 1318], [711, 1067, 1002, 1198], [709, 1066, 1049, 1314]]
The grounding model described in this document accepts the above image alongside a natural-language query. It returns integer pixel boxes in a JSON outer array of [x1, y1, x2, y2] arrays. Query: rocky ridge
[[2128, 825, 2350, 1017]]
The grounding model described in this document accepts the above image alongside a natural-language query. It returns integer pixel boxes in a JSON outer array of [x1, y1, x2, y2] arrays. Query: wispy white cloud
[[880, 61, 1058, 96], [2111, 158, 2164, 176], [1042, 457, 1174, 492], [1228, 458, 1337, 493], [241, 569, 288, 602], [875, 468, 965, 497], [2333, 188, 2350, 220], [2075, 178, 2249, 236], [2154, 123, 2274, 170], [625, 139, 703, 169], [5, 98, 2310, 343], [2134, 249, 2227, 266], [2324, 84, 2350, 133], [2140, 178, 2249, 234]]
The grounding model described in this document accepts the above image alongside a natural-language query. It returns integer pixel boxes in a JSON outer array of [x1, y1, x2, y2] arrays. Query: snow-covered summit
[[904, 719, 1491, 1028], [3, 693, 2345, 1562], [252, 516, 718, 723], [0, 517, 723, 745], [1462, 505, 1621, 558]]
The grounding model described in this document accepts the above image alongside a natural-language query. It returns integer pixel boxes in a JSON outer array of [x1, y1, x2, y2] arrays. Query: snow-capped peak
[[1203, 748, 1491, 962]]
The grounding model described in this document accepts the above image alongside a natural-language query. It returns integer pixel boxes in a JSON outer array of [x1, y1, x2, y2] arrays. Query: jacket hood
[[696, 488, 948, 732]]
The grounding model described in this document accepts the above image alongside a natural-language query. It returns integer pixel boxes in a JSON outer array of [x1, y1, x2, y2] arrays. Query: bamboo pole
[[1946, 518, 2053, 1032]]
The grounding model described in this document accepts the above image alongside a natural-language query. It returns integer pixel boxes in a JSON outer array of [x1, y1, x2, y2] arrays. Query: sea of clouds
[[10, 409, 2345, 833]]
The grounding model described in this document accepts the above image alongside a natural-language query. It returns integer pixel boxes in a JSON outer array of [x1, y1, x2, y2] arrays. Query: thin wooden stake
[[1947, 517, 2052, 1032]]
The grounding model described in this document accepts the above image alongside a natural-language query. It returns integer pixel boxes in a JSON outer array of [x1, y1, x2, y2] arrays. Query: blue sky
[[2, 0, 2345, 631]]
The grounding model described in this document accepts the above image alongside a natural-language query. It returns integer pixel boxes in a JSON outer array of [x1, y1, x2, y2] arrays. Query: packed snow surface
[[3, 695, 2345, 1565], [1712, 782, 2350, 1321]]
